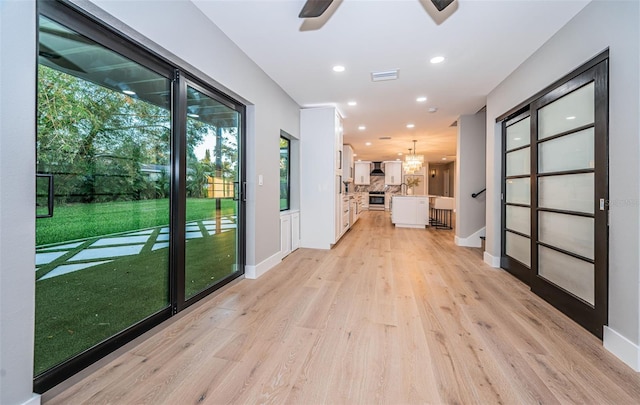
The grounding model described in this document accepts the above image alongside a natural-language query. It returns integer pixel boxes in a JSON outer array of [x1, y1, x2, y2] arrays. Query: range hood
[[371, 161, 385, 176]]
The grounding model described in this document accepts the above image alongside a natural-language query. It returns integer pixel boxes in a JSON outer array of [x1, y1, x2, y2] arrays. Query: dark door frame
[[35, 0, 246, 392]]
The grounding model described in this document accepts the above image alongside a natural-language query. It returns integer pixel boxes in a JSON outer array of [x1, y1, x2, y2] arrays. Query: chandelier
[[404, 140, 424, 174]]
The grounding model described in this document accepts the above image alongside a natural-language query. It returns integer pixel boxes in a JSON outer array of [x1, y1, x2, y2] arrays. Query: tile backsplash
[[354, 176, 401, 193]]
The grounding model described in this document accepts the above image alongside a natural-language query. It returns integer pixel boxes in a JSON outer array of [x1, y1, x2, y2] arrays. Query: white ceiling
[[192, 0, 590, 163]]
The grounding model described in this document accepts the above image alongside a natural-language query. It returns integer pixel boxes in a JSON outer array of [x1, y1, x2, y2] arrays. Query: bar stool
[[432, 197, 454, 229]]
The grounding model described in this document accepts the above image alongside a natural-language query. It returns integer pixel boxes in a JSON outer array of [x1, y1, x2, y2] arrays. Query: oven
[[368, 191, 385, 211]]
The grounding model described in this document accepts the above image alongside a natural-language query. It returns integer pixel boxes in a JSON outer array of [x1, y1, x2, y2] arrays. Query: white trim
[[603, 326, 640, 371], [21, 394, 41, 405], [483, 251, 501, 268], [455, 227, 485, 248], [244, 251, 282, 279]]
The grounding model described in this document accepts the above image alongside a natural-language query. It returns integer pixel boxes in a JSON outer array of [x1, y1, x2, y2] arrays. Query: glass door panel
[[539, 212, 594, 260], [36, 16, 171, 375], [538, 246, 594, 305], [505, 177, 531, 205], [538, 173, 594, 214], [538, 128, 594, 173], [505, 205, 530, 236], [505, 116, 530, 149], [505, 232, 531, 267], [538, 82, 594, 139], [505, 147, 530, 176], [184, 85, 240, 300]]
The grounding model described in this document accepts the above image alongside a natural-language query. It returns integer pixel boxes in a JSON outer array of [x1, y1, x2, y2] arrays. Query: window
[[280, 136, 290, 211]]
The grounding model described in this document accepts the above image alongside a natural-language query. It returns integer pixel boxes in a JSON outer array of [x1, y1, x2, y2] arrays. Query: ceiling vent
[[379, 136, 392, 140], [371, 69, 399, 82]]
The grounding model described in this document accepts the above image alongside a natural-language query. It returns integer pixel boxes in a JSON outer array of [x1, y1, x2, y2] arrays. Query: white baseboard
[[483, 251, 500, 268], [245, 251, 282, 279], [455, 227, 485, 248], [604, 326, 640, 371], [22, 394, 41, 405]]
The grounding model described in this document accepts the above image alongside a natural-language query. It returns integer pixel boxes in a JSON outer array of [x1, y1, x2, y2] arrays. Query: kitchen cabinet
[[354, 161, 371, 185], [361, 191, 369, 210], [300, 107, 345, 249], [384, 161, 402, 185], [391, 196, 429, 228], [280, 210, 300, 258], [341, 195, 350, 236], [343, 144, 354, 182]]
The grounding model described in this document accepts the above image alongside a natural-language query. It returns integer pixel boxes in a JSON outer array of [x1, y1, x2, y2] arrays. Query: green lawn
[[34, 198, 239, 375], [36, 198, 237, 246]]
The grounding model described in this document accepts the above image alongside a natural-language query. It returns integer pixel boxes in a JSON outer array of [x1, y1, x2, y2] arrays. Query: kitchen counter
[[391, 195, 429, 228]]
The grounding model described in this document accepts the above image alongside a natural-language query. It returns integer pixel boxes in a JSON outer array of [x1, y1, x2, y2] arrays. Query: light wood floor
[[45, 211, 640, 404]]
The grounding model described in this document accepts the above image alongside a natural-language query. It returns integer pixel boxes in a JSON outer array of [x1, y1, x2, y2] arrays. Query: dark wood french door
[[501, 54, 608, 338]]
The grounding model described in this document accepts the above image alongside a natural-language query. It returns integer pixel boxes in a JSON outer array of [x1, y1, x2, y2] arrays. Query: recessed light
[[406, 124, 415, 129], [442, 157, 447, 160], [365, 142, 372, 146], [123, 90, 136, 96], [566, 116, 576, 120], [396, 158, 401, 161], [358, 125, 366, 131], [428, 107, 438, 113], [353, 153, 357, 157], [332, 65, 345, 72], [348, 101, 357, 106], [398, 152, 403, 156], [416, 96, 427, 102], [430, 56, 445, 64]]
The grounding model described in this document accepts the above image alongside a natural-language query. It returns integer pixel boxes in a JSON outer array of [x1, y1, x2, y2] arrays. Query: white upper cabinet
[[354, 161, 371, 185], [384, 161, 402, 185]]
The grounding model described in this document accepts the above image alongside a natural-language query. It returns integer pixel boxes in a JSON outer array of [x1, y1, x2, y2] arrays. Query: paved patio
[[35, 216, 237, 281]]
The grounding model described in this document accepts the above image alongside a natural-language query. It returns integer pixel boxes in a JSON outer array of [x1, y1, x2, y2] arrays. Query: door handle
[[36, 174, 54, 218]]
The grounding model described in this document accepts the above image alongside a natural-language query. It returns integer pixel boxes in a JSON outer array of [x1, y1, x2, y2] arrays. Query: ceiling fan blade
[[431, 0, 454, 12], [298, 0, 334, 18]]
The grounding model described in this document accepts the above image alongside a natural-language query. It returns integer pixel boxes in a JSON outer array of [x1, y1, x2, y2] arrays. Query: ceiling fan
[[299, 0, 455, 18]]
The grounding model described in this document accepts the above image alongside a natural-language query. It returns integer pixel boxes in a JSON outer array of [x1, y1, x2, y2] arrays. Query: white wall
[[0, 2, 39, 405], [485, 0, 640, 367], [456, 111, 486, 245], [0, 0, 300, 402]]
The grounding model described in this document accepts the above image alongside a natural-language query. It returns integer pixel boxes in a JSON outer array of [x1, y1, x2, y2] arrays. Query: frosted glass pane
[[506, 117, 530, 150], [506, 147, 530, 176], [505, 231, 530, 267], [539, 128, 594, 173], [539, 211, 594, 260], [539, 246, 594, 305], [539, 173, 593, 214], [505, 177, 530, 205], [539, 82, 594, 139], [506, 205, 530, 236]]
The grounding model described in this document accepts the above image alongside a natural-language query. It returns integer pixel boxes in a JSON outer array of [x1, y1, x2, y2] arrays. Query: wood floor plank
[[44, 211, 640, 405]]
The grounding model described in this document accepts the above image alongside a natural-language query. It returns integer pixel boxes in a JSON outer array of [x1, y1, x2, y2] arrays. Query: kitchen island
[[391, 195, 429, 228]]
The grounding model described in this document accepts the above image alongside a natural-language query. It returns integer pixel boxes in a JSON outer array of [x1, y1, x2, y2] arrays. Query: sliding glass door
[[35, 2, 244, 392], [183, 83, 242, 303]]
